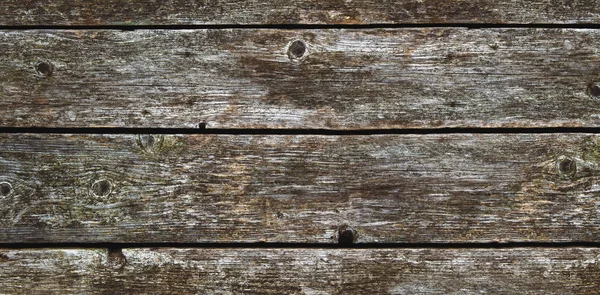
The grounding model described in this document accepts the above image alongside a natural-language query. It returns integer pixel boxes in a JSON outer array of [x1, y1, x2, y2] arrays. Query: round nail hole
[[557, 157, 576, 177], [288, 40, 307, 60], [36, 62, 53, 76], [0, 182, 12, 197], [91, 179, 112, 197]]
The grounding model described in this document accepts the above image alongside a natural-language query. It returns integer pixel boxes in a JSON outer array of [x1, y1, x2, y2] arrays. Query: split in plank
[[1, 0, 600, 25], [1, 133, 600, 243], [2, 28, 600, 128], [0, 248, 598, 294]]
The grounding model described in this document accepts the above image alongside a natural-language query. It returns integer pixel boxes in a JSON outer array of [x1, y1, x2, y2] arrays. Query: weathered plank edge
[[1, 0, 600, 25], [3, 28, 600, 128], [2, 133, 600, 243], [0, 248, 598, 294]]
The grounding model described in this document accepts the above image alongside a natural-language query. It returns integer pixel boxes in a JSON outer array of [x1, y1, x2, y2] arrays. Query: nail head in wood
[[588, 82, 600, 98], [0, 182, 12, 197], [91, 179, 112, 198], [35, 61, 53, 76], [557, 157, 576, 177], [288, 40, 307, 60]]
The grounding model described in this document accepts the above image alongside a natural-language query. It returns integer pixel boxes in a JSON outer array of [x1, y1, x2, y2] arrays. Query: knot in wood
[[106, 248, 127, 270], [137, 134, 164, 153]]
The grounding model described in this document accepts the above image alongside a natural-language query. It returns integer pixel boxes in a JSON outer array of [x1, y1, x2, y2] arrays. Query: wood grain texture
[[2, 28, 600, 128], [2, 133, 600, 243], [1, 248, 599, 294], [2, 0, 600, 25]]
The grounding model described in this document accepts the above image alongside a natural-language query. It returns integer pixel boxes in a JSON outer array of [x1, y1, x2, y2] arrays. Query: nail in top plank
[[2, 29, 600, 128]]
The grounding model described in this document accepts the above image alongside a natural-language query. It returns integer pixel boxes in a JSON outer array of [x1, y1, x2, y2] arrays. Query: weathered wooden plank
[[2, 0, 600, 25], [1, 248, 598, 294], [2, 28, 600, 128], [1, 133, 600, 243]]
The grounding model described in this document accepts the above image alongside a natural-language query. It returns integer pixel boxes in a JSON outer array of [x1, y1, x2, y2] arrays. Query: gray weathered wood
[[2, 0, 600, 25], [2, 29, 600, 128], [0, 248, 598, 294], [1, 133, 600, 243]]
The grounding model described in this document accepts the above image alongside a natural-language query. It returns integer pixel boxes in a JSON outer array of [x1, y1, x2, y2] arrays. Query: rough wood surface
[[2, 29, 600, 128], [2, 0, 600, 25], [1, 248, 599, 294], [2, 133, 600, 243]]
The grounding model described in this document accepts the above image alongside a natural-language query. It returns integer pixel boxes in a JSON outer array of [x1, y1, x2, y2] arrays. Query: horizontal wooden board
[[1, 248, 599, 294], [2, 1, 600, 25], [1, 133, 600, 243], [2, 29, 600, 128]]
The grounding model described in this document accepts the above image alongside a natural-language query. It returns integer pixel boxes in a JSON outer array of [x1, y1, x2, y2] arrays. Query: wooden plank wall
[[1, 1, 600, 294]]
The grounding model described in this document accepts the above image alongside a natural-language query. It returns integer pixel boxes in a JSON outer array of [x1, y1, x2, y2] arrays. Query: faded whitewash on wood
[[0, 248, 598, 294], [1, 133, 600, 243], [1, 29, 600, 128]]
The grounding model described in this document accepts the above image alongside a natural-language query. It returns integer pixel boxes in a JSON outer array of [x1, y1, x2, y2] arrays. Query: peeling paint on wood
[[1, 133, 600, 243], [0, 248, 599, 294], [2, 29, 600, 128], [2, 0, 600, 25]]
